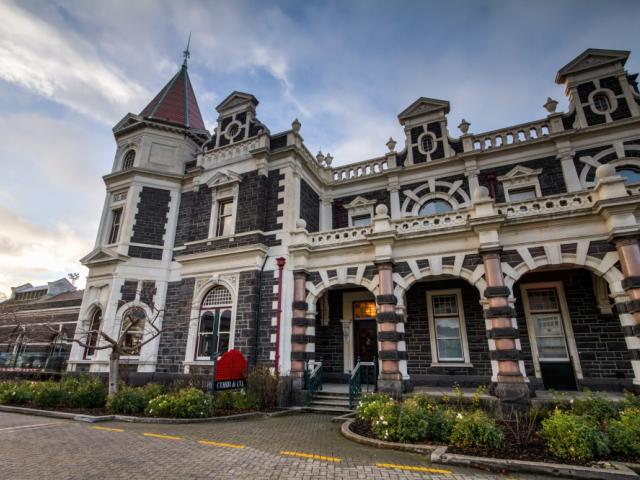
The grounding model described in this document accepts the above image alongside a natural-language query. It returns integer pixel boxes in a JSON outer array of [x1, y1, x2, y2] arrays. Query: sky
[[0, 0, 639, 297]]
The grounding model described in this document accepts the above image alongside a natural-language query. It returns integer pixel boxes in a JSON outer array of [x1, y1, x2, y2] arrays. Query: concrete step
[[305, 405, 353, 414], [312, 393, 351, 400], [310, 399, 351, 407]]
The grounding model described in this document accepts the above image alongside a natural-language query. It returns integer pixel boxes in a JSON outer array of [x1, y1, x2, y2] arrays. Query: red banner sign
[[214, 350, 247, 390]]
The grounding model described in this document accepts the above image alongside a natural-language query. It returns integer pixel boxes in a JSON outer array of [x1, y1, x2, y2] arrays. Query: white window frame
[[497, 166, 543, 203], [195, 288, 233, 361], [426, 289, 472, 367], [343, 196, 376, 227], [520, 281, 583, 379], [106, 207, 124, 245], [208, 185, 239, 238]]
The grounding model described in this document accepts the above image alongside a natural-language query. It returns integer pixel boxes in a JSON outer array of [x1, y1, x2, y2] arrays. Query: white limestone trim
[[400, 180, 471, 217], [344, 196, 376, 226], [426, 288, 471, 365], [520, 281, 583, 380], [497, 165, 543, 202], [578, 145, 640, 188], [341, 290, 377, 373]]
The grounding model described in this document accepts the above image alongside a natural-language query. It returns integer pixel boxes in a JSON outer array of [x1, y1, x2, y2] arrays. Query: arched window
[[122, 149, 135, 170], [197, 286, 233, 360], [593, 94, 611, 113], [419, 199, 453, 216], [122, 307, 146, 355], [617, 167, 640, 184], [83, 308, 102, 359]]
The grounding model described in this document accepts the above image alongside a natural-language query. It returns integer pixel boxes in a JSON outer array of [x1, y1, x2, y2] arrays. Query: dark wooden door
[[354, 320, 377, 363]]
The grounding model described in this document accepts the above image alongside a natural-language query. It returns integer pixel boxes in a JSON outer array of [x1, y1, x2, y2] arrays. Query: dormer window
[[419, 199, 452, 216], [592, 94, 611, 113], [497, 165, 542, 203], [122, 150, 135, 170], [343, 196, 377, 226]]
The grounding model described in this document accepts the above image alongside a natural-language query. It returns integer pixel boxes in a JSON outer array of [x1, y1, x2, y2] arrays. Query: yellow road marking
[[280, 451, 341, 462], [376, 463, 452, 474], [91, 426, 124, 433], [142, 433, 183, 441], [198, 440, 245, 449]]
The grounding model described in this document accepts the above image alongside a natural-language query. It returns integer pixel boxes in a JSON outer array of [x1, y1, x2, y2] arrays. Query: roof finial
[[182, 32, 191, 67]]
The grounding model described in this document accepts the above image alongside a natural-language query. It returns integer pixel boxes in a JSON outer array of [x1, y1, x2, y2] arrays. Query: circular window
[[417, 133, 437, 155], [592, 93, 611, 114], [225, 122, 241, 140], [419, 199, 453, 216]]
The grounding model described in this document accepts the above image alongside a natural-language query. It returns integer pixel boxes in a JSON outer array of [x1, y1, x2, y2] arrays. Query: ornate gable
[[205, 170, 242, 188], [398, 97, 450, 125], [216, 91, 258, 114], [556, 48, 630, 84], [344, 196, 377, 210], [80, 247, 129, 267], [497, 165, 542, 182]]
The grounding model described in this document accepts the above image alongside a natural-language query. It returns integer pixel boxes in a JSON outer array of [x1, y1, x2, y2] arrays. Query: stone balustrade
[[331, 157, 391, 182], [496, 191, 595, 219], [392, 210, 471, 234], [308, 225, 373, 246], [468, 118, 551, 152]]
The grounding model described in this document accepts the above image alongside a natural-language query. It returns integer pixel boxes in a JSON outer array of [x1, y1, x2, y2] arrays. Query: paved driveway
[[0, 411, 556, 479]]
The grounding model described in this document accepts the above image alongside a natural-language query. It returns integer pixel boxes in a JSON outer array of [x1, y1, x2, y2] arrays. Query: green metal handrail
[[305, 359, 323, 403], [349, 357, 377, 409]]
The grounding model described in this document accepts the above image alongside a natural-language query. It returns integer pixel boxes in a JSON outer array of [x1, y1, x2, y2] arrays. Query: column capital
[[609, 232, 640, 247], [479, 246, 503, 257]]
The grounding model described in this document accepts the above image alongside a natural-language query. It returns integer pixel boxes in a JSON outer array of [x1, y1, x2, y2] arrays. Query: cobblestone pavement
[[0, 412, 558, 480]]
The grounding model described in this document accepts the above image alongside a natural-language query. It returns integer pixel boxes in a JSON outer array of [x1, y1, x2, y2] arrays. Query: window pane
[[352, 215, 371, 227], [219, 310, 231, 332], [200, 312, 214, 333], [435, 317, 461, 339], [527, 289, 558, 311], [221, 201, 234, 216], [437, 338, 463, 361], [419, 200, 452, 216], [198, 334, 212, 358], [202, 286, 232, 307], [217, 333, 230, 353], [533, 314, 563, 337], [537, 336, 569, 359], [108, 209, 122, 244], [618, 169, 640, 184], [432, 294, 458, 316], [354, 301, 376, 319], [509, 187, 537, 202]]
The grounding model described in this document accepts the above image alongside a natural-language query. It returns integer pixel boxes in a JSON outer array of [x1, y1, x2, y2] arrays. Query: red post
[[274, 257, 286, 375]]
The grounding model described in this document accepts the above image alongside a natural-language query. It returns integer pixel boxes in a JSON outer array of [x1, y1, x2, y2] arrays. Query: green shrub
[[608, 408, 640, 459], [356, 393, 394, 423], [145, 388, 213, 418], [541, 409, 609, 461], [0, 381, 32, 405], [107, 383, 165, 415], [64, 376, 107, 409], [425, 407, 458, 443], [570, 391, 619, 422], [31, 381, 64, 408], [369, 398, 400, 442], [396, 398, 430, 443], [621, 391, 640, 410], [214, 390, 257, 412], [450, 410, 504, 450], [246, 367, 278, 410]]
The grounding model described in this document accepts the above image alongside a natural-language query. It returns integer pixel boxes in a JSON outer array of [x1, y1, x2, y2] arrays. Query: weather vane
[[183, 32, 191, 67]]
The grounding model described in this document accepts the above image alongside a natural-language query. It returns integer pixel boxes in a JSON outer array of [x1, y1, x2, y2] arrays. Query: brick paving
[[0, 412, 555, 479]]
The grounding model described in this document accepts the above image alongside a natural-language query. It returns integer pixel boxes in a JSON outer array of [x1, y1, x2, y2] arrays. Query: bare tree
[[0, 300, 25, 368], [69, 293, 164, 397]]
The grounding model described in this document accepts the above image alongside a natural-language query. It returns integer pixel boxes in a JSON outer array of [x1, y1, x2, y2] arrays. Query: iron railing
[[304, 359, 323, 403], [349, 357, 377, 409]]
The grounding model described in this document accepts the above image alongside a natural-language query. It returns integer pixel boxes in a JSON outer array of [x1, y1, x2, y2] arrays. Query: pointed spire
[[182, 32, 191, 68], [139, 43, 205, 130]]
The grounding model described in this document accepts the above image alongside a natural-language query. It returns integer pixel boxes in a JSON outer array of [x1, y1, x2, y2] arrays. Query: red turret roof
[[140, 64, 205, 130]]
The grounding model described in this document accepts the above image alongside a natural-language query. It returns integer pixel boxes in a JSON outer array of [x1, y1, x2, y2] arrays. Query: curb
[[340, 419, 437, 454], [0, 404, 304, 424]]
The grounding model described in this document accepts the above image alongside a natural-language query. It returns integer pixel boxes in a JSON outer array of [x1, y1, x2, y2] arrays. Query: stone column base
[[492, 382, 531, 416], [377, 377, 413, 396], [291, 376, 304, 392]]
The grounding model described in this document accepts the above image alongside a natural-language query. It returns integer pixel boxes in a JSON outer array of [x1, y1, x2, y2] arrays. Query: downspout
[[274, 257, 286, 375], [252, 255, 268, 367]]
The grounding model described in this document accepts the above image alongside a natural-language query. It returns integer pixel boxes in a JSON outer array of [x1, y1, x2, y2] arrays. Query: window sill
[[430, 362, 473, 368], [184, 360, 216, 366]]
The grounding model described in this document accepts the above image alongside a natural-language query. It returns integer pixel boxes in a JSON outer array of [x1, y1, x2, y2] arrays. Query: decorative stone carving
[[291, 118, 301, 133], [544, 97, 558, 113], [386, 137, 397, 151], [375, 204, 389, 216], [458, 119, 471, 134]]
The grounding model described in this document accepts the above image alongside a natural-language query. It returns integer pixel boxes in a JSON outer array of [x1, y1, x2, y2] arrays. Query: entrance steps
[[306, 390, 354, 414]]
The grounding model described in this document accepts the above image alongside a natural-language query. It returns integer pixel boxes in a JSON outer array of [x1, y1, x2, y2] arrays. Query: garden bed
[[349, 390, 640, 474]]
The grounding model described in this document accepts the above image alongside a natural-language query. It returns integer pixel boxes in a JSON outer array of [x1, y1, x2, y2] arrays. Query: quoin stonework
[[67, 48, 640, 407]]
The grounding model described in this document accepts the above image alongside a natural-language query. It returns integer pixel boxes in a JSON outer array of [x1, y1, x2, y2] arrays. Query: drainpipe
[[274, 257, 286, 375], [252, 255, 268, 367]]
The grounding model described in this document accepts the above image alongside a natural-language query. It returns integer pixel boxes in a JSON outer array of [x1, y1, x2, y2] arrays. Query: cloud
[[0, 207, 89, 296], [0, 0, 150, 124]]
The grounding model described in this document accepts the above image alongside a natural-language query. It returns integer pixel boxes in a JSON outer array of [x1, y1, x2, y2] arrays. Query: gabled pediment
[[113, 113, 142, 134], [216, 91, 259, 113], [344, 196, 377, 209], [556, 48, 630, 84], [80, 247, 129, 267], [205, 170, 242, 188], [497, 165, 542, 182], [398, 97, 450, 124]]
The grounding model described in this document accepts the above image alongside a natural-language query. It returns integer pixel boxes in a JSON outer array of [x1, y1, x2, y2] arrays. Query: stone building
[[68, 48, 640, 404], [0, 278, 82, 371]]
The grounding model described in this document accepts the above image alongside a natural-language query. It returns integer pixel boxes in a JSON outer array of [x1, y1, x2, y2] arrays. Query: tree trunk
[[108, 351, 120, 397]]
